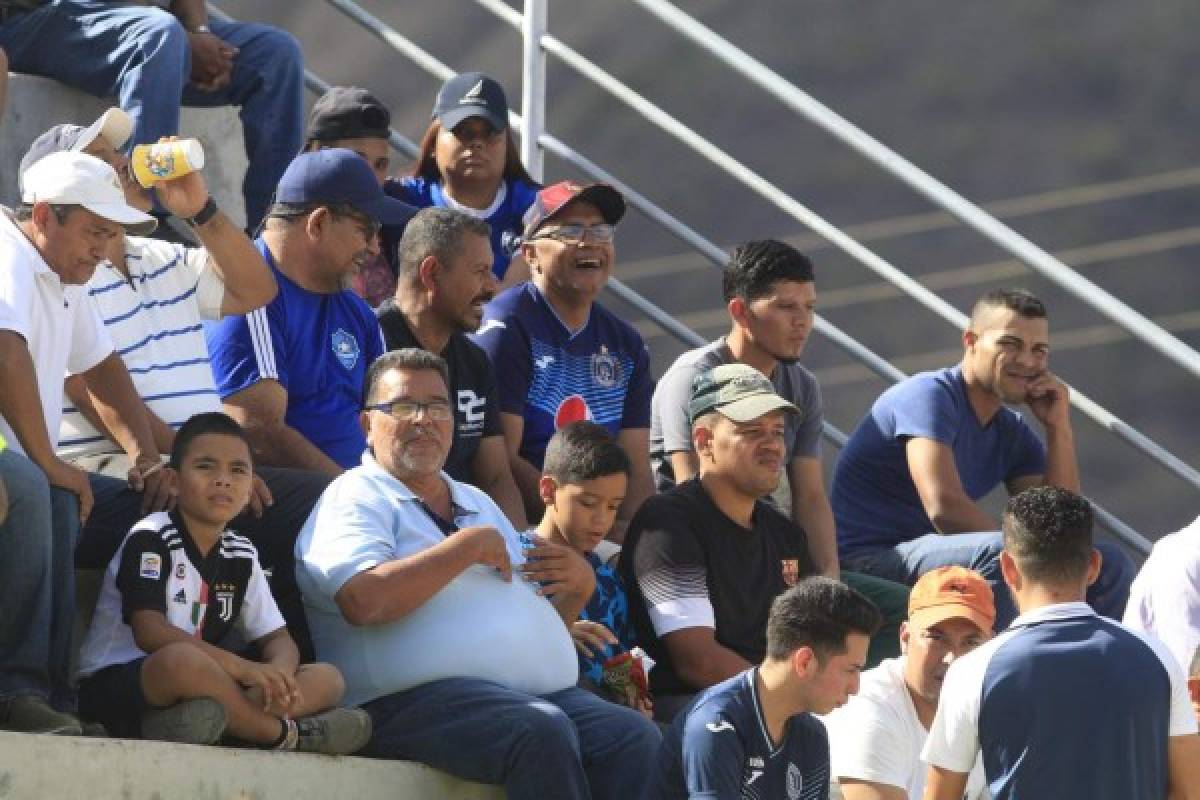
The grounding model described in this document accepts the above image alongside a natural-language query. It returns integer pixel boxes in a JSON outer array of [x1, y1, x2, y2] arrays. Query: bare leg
[[243, 662, 345, 718], [140, 642, 282, 744]]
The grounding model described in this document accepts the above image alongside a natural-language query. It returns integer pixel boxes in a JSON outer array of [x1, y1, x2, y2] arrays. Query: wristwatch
[[187, 196, 219, 228], [189, 24, 212, 34]]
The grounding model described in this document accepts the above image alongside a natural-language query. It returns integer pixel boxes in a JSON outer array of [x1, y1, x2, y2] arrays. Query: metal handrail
[[245, 0, 1151, 554], [632, 0, 1200, 383], [462, 0, 1200, 500]]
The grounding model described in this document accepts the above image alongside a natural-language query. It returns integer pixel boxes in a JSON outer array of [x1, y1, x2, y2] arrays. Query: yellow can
[[130, 139, 205, 188]]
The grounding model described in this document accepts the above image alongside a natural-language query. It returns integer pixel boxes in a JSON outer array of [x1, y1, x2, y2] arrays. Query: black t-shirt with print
[[619, 478, 815, 696]]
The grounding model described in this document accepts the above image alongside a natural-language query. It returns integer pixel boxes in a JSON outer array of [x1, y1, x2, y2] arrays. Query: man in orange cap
[[824, 566, 994, 800]]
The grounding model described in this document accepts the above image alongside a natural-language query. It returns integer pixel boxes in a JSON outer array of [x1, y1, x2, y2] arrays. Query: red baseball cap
[[521, 181, 625, 239]]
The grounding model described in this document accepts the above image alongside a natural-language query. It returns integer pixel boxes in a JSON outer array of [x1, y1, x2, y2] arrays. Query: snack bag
[[601, 647, 654, 709]]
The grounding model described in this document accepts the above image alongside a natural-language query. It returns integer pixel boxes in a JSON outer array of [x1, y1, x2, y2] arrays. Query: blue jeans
[[843, 531, 1134, 630], [0, 450, 79, 709], [361, 678, 662, 800], [0, 0, 304, 228]]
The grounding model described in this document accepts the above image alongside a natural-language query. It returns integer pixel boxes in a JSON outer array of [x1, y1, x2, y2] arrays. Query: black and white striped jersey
[[78, 511, 285, 678]]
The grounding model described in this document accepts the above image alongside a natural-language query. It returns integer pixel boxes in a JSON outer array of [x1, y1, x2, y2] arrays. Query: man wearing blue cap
[[205, 149, 416, 475]]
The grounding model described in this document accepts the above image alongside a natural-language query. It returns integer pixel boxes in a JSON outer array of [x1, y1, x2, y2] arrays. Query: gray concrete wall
[[1, 73, 248, 228], [0, 732, 505, 799]]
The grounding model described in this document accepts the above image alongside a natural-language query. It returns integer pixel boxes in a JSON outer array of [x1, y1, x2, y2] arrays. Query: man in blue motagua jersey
[[472, 181, 654, 542], [206, 149, 415, 475]]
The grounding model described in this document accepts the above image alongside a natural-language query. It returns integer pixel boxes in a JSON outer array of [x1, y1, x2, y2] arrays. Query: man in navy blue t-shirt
[[923, 487, 1200, 800], [206, 150, 415, 474], [830, 288, 1132, 627], [648, 577, 881, 800], [472, 181, 654, 540]]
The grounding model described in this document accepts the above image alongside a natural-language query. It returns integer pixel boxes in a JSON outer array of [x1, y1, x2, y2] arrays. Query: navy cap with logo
[[274, 149, 416, 225], [432, 72, 509, 132], [306, 87, 391, 143], [688, 364, 799, 425]]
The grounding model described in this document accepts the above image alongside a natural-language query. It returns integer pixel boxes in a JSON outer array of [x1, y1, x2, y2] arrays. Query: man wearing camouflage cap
[[619, 363, 818, 722]]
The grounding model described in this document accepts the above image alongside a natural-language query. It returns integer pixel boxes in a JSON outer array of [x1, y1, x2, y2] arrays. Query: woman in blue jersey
[[384, 72, 540, 289]]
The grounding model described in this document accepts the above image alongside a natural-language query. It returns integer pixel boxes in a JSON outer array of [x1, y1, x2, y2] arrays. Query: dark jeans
[[0, 0, 305, 228], [0, 450, 79, 710], [843, 531, 1135, 630], [77, 466, 330, 660], [362, 677, 662, 800]]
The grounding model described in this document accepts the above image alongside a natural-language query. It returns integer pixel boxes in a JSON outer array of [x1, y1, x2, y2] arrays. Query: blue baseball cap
[[274, 149, 415, 225]]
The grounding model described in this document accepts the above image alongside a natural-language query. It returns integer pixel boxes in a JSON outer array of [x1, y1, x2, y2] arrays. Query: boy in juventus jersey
[[648, 577, 881, 800], [77, 413, 369, 753]]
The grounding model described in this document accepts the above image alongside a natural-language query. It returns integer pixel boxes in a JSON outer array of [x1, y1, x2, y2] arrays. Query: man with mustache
[[620, 364, 818, 722], [831, 288, 1133, 628], [377, 207, 525, 526], [295, 347, 660, 799], [205, 149, 415, 475]]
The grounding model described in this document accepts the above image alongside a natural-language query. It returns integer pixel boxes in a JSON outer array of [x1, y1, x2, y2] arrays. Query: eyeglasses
[[338, 210, 381, 241], [364, 397, 453, 422], [531, 223, 615, 244]]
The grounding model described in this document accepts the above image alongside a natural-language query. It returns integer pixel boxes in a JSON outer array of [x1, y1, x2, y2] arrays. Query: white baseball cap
[[21, 151, 157, 230]]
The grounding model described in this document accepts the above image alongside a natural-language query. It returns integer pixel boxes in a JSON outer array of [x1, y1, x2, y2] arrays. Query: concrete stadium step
[[0, 731, 504, 799], [1, 73, 249, 228]]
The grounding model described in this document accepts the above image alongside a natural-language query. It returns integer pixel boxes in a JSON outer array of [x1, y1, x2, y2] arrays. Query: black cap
[[432, 72, 508, 132], [307, 87, 392, 142]]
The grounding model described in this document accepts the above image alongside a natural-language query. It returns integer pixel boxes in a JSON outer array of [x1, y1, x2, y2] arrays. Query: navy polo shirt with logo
[[619, 479, 815, 696], [649, 668, 830, 800], [471, 282, 653, 469], [206, 240, 385, 469], [376, 299, 502, 482], [923, 602, 1198, 800]]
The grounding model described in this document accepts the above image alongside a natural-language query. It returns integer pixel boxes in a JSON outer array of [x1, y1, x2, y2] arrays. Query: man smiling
[[831, 288, 1132, 627], [473, 181, 654, 540]]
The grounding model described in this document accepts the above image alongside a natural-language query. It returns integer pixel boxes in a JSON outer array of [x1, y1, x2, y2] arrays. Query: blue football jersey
[[649, 669, 830, 800], [205, 240, 384, 469], [471, 282, 653, 468]]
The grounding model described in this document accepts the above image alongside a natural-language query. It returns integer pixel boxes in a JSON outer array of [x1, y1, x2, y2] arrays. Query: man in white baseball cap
[[0, 149, 169, 733]]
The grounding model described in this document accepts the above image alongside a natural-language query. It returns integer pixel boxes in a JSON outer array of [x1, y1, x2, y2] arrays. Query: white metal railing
[[212, 2, 1156, 553]]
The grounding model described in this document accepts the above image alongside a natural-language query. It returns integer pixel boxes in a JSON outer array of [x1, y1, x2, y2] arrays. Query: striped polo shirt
[[923, 602, 1197, 800], [59, 237, 225, 458]]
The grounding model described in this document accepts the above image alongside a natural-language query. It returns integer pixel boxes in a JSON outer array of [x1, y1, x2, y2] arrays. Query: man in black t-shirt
[[620, 364, 817, 721], [376, 207, 526, 526]]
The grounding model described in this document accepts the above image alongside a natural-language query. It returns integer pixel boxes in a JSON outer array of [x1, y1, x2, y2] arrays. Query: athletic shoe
[[292, 708, 372, 755], [141, 697, 227, 744], [0, 696, 83, 735]]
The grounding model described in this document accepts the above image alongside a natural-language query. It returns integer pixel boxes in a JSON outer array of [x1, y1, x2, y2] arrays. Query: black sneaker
[[0, 696, 83, 735], [292, 708, 372, 755], [141, 697, 227, 744]]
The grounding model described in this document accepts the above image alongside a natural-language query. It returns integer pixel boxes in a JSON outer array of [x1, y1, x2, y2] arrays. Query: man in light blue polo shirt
[[295, 348, 660, 799], [922, 487, 1200, 800]]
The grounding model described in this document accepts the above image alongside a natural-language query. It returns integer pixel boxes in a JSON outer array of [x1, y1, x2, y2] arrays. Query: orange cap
[[908, 566, 995, 633]]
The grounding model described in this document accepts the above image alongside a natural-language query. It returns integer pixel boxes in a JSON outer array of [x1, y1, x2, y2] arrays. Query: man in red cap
[[824, 566, 994, 800], [472, 181, 654, 541]]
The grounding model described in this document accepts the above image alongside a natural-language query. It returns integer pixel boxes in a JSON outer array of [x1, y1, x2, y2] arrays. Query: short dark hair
[[765, 577, 881, 663], [542, 421, 630, 485], [14, 203, 74, 224], [722, 239, 815, 303], [169, 412, 252, 469], [266, 201, 366, 225], [970, 288, 1047, 326], [1002, 486, 1094, 584], [397, 207, 491, 280], [362, 348, 450, 407]]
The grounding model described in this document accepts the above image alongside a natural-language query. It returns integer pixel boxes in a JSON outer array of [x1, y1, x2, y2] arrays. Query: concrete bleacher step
[[0, 731, 504, 799], [1, 73, 249, 228]]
